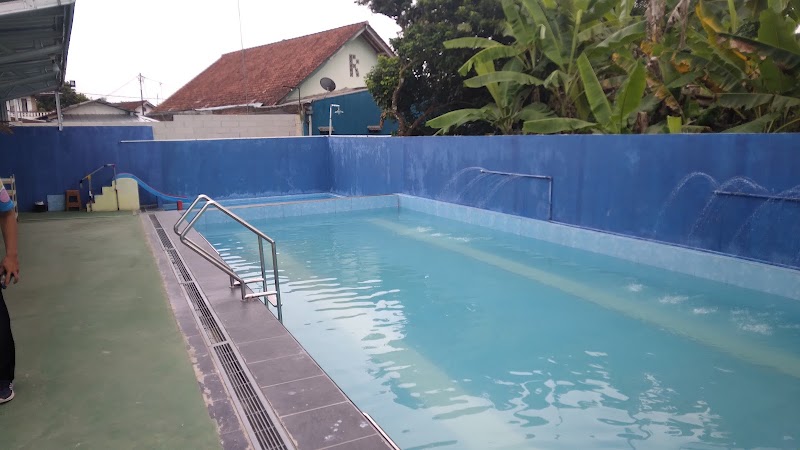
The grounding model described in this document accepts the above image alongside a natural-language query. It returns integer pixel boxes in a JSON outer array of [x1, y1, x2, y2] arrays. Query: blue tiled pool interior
[[217, 192, 339, 207], [198, 197, 800, 449]]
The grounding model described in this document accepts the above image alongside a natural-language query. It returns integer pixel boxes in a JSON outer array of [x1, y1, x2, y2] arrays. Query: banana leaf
[[464, 71, 544, 88], [718, 34, 800, 70], [716, 93, 800, 110], [427, 109, 487, 134], [457, 45, 524, 76], [610, 62, 647, 132], [577, 53, 613, 126], [667, 116, 683, 133], [757, 9, 800, 54], [521, 0, 564, 68], [722, 112, 782, 132], [516, 103, 555, 121], [594, 21, 646, 48]]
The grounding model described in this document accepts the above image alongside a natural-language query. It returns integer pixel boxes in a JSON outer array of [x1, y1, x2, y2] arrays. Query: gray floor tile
[[263, 375, 346, 417], [238, 335, 302, 363], [250, 353, 323, 387], [323, 434, 392, 450], [280, 402, 374, 450], [226, 321, 289, 344]]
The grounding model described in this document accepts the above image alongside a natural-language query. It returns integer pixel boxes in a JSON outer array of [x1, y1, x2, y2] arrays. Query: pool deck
[[0, 212, 221, 449], [149, 209, 395, 450]]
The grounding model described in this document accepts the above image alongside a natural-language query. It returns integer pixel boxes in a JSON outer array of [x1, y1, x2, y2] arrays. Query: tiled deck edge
[[156, 210, 394, 450], [397, 194, 800, 301], [140, 214, 250, 450]]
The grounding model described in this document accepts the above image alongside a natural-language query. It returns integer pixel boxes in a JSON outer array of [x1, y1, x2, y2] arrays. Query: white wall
[[288, 35, 381, 101], [16, 114, 300, 138], [150, 114, 300, 140], [69, 103, 128, 115]]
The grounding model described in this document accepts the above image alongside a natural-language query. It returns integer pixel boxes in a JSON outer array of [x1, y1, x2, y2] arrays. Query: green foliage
[[376, 0, 800, 135], [34, 83, 89, 111], [361, 0, 507, 135]]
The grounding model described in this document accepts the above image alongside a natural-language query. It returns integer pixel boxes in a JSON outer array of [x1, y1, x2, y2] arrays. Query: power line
[[102, 75, 139, 98], [82, 92, 158, 100]]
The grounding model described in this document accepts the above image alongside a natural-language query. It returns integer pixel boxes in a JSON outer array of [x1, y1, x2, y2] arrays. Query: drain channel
[[149, 214, 290, 450], [215, 343, 288, 450], [184, 281, 225, 344]]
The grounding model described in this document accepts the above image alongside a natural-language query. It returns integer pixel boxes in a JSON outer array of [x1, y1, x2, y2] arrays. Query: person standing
[[0, 181, 19, 404]]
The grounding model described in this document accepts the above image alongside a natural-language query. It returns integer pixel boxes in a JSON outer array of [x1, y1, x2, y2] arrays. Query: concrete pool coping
[[145, 210, 395, 450]]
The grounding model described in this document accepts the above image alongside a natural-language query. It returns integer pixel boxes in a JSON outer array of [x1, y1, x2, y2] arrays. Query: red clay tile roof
[[154, 22, 389, 113], [113, 101, 151, 112]]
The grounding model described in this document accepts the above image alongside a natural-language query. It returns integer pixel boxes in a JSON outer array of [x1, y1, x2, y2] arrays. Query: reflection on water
[[201, 209, 800, 449]]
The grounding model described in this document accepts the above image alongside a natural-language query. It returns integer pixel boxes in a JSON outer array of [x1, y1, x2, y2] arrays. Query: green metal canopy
[[0, 0, 75, 102]]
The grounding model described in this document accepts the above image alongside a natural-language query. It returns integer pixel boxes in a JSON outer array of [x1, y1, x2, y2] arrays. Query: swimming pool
[[198, 205, 800, 449]]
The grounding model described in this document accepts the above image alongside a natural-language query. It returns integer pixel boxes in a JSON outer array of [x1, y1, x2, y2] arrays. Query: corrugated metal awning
[[0, 0, 76, 101]]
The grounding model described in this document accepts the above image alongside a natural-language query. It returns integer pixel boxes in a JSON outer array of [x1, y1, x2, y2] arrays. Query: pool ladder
[[174, 195, 283, 322]]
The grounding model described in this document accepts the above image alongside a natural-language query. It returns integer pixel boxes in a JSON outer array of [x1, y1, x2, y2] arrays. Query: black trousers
[[0, 289, 13, 384]]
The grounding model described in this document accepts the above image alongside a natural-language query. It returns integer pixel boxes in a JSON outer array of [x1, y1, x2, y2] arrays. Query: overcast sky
[[65, 0, 401, 104]]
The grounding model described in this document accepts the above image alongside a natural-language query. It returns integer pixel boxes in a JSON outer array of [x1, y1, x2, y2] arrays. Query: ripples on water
[[201, 209, 800, 449]]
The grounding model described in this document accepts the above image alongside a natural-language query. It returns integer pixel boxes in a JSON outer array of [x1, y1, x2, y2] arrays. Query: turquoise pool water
[[199, 208, 800, 449], [217, 192, 339, 207]]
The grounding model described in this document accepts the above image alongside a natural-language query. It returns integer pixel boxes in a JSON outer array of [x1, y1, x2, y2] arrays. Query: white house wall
[[289, 35, 380, 100], [17, 114, 301, 138], [151, 114, 301, 139], [68, 103, 128, 115]]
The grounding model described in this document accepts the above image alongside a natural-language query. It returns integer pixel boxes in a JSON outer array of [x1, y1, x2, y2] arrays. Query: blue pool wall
[[116, 137, 331, 205], [329, 134, 800, 269], [0, 126, 154, 209], [196, 194, 800, 299], [3, 126, 798, 270]]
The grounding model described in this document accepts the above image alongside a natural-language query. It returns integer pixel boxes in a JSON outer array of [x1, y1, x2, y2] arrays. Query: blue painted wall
[[308, 91, 398, 136], [117, 137, 331, 206], [0, 127, 331, 210], [329, 135, 800, 269], [0, 126, 153, 211], [4, 126, 798, 269]]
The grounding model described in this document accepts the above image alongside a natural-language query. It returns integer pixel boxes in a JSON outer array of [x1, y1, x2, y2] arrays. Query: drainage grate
[[215, 343, 288, 450], [183, 282, 225, 344], [148, 212, 291, 450], [156, 228, 175, 250], [166, 249, 192, 282], [148, 214, 162, 228]]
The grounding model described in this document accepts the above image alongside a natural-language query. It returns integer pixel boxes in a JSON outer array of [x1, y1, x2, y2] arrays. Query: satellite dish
[[320, 77, 336, 92]]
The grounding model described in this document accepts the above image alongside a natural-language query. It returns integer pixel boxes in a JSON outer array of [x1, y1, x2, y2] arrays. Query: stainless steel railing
[[174, 195, 283, 322]]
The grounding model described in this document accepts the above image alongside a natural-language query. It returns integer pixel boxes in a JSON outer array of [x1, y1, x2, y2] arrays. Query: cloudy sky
[[65, 0, 400, 104]]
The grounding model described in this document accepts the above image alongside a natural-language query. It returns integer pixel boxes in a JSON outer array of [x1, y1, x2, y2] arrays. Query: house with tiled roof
[[152, 22, 397, 135], [40, 99, 158, 123], [113, 100, 155, 116]]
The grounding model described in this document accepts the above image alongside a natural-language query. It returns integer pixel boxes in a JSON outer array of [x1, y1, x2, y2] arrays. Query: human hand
[[1, 254, 19, 287]]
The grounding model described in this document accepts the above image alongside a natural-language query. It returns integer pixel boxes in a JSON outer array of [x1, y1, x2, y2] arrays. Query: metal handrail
[[174, 194, 283, 322], [79, 163, 119, 211]]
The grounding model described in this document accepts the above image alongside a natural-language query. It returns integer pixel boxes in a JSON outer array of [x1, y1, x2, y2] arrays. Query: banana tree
[[524, 53, 648, 133], [426, 57, 552, 134], [429, 0, 647, 134], [641, 0, 800, 132]]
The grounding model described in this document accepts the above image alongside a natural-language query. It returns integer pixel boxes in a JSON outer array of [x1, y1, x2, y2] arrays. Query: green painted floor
[[0, 213, 220, 449]]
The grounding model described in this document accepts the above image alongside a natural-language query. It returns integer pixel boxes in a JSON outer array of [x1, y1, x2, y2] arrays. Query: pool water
[[199, 208, 800, 449]]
